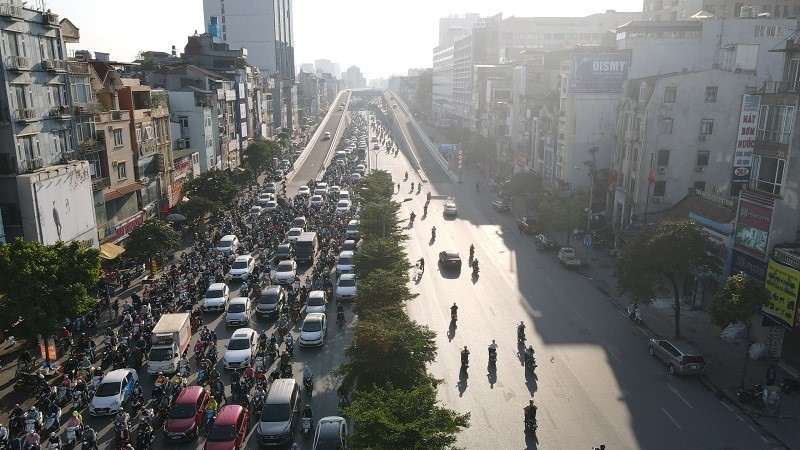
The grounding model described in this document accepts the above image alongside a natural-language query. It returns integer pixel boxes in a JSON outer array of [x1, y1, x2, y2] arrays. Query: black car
[[256, 286, 286, 318], [517, 216, 540, 235], [438, 251, 462, 269], [533, 234, 557, 251], [492, 200, 510, 213], [275, 242, 294, 261]]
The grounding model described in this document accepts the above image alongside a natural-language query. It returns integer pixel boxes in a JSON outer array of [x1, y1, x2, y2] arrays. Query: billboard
[[439, 144, 457, 155], [568, 53, 630, 94], [731, 249, 767, 282], [764, 257, 800, 330], [16, 162, 98, 249], [733, 194, 773, 257], [730, 95, 760, 194]]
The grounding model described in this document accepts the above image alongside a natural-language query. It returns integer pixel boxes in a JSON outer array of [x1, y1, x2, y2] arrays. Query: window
[[144, 125, 153, 140], [178, 116, 189, 128], [661, 118, 673, 135], [653, 180, 666, 197], [705, 87, 718, 103], [664, 86, 677, 103], [75, 117, 95, 143], [113, 129, 123, 146], [701, 119, 714, 135], [696, 151, 710, 166], [135, 125, 142, 142], [657, 149, 671, 166], [752, 155, 785, 195], [694, 181, 706, 191], [116, 162, 127, 180], [757, 105, 794, 143], [70, 76, 92, 103], [18, 135, 36, 159], [788, 59, 800, 91]]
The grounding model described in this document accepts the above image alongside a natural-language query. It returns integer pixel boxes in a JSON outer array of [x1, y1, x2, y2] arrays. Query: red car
[[164, 386, 209, 441], [204, 405, 250, 450]]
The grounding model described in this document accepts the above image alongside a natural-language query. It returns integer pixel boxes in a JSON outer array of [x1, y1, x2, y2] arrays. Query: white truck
[[146, 313, 191, 375]]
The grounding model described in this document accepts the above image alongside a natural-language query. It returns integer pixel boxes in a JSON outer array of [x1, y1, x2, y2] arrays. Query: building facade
[[642, 0, 800, 21]]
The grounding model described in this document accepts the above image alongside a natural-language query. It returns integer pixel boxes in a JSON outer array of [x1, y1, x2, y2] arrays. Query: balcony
[[14, 107, 37, 122], [25, 157, 43, 172], [42, 11, 58, 27], [67, 61, 89, 75], [78, 138, 105, 154], [73, 102, 101, 116], [111, 110, 127, 121], [91, 176, 110, 191], [0, 3, 23, 20], [151, 105, 169, 118], [5, 55, 29, 71], [49, 105, 71, 120], [43, 58, 66, 72]]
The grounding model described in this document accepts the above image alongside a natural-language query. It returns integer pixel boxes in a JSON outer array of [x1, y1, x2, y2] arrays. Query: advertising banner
[[733, 195, 773, 256], [763, 257, 800, 331], [109, 211, 145, 244], [731, 95, 760, 193], [568, 53, 631, 94], [439, 144, 457, 155], [731, 249, 767, 282]]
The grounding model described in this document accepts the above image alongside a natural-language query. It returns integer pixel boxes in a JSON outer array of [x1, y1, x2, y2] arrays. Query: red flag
[[606, 170, 617, 190], [647, 167, 656, 185]]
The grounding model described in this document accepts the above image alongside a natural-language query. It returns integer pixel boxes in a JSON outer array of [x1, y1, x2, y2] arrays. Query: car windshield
[[260, 404, 290, 423], [338, 256, 352, 265], [338, 201, 348, 207], [277, 245, 290, 253], [228, 303, 246, 313], [338, 278, 355, 288], [207, 424, 236, 442], [250, 208, 260, 214], [260, 293, 279, 305], [232, 261, 248, 270], [148, 347, 173, 362], [95, 381, 121, 397], [288, 230, 301, 237], [219, 240, 233, 248], [267, 202, 277, 207], [302, 319, 322, 332], [277, 262, 293, 271], [307, 296, 324, 306], [228, 338, 250, 351], [169, 403, 196, 419], [206, 289, 224, 299], [347, 224, 357, 231]]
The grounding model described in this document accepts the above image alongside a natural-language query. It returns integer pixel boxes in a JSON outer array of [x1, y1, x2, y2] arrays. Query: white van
[[216, 235, 239, 254]]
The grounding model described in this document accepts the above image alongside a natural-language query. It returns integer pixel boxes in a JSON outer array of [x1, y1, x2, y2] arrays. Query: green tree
[[183, 170, 237, 205], [468, 134, 497, 166], [343, 384, 470, 450], [0, 239, 100, 355], [357, 170, 395, 204], [125, 220, 180, 264], [354, 237, 409, 280], [338, 315, 438, 390], [614, 221, 721, 338], [534, 190, 589, 240], [135, 50, 157, 70], [277, 129, 290, 149], [181, 196, 223, 225], [353, 269, 416, 319], [709, 272, 768, 387], [504, 171, 543, 197], [358, 202, 404, 240]]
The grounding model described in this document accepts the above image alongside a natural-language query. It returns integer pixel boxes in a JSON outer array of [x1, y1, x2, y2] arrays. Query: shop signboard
[[568, 53, 630, 94], [733, 193, 773, 257], [731, 249, 767, 282], [764, 257, 800, 331], [731, 95, 760, 195]]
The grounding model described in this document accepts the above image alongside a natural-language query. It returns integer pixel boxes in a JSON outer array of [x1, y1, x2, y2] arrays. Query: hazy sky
[[45, 0, 643, 79]]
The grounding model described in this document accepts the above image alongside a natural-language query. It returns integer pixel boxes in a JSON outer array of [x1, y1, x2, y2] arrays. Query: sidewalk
[[418, 121, 800, 448]]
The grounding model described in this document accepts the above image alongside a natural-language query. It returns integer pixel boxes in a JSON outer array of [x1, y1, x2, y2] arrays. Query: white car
[[225, 297, 251, 326], [444, 202, 458, 217], [355, 165, 366, 175], [89, 369, 137, 416], [310, 195, 324, 207], [336, 251, 355, 276], [222, 328, 257, 369], [298, 186, 311, 197], [336, 199, 351, 215], [335, 274, 357, 302], [228, 255, 255, 280], [249, 206, 264, 218], [203, 283, 230, 311], [306, 291, 327, 315], [257, 193, 272, 206], [350, 173, 362, 182], [346, 220, 359, 238], [264, 182, 276, 194], [299, 313, 327, 347], [287, 227, 303, 243], [264, 200, 278, 212], [314, 183, 328, 196], [274, 260, 297, 285], [216, 235, 239, 254]]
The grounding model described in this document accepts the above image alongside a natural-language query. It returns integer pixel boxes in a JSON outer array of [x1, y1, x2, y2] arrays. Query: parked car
[[89, 369, 138, 416], [443, 202, 458, 217], [492, 200, 510, 213], [533, 234, 557, 251], [517, 216, 540, 235], [204, 404, 249, 450], [648, 339, 706, 375], [557, 247, 581, 268], [164, 385, 209, 441]]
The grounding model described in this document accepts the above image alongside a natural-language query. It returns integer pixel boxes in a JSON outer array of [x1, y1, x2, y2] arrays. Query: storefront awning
[[104, 182, 145, 202], [99, 243, 126, 260]]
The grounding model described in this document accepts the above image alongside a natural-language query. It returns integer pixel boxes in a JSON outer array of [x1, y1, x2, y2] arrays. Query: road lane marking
[[720, 400, 733, 411], [570, 307, 584, 321], [607, 348, 621, 363], [661, 408, 681, 429], [667, 383, 694, 409], [737, 414, 746, 422], [545, 276, 553, 287], [748, 425, 757, 433], [760, 436, 769, 444]]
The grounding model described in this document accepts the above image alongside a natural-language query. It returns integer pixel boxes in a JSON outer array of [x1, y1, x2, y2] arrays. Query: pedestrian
[[766, 364, 776, 386], [111, 298, 119, 318]]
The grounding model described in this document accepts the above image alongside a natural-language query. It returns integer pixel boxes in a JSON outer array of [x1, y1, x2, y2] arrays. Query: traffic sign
[[583, 235, 592, 248]]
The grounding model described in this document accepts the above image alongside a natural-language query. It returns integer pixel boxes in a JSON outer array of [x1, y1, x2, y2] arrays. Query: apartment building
[[642, 0, 800, 21]]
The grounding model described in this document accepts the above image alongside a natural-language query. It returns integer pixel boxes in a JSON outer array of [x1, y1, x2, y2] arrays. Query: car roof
[[347, 220, 359, 225], [305, 313, 325, 323], [339, 273, 356, 281], [443, 251, 460, 257], [215, 404, 245, 424], [309, 290, 325, 299], [231, 328, 256, 339], [208, 283, 227, 291], [669, 340, 702, 355], [229, 297, 249, 305], [221, 234, 236, 241], [264, 285, 283, 294], [277, 260, 295, 266], [234, 255, 252, 261], [102, 369, 132, 383], [289, 227, 303, 232], [317, 416, 346, 440], [445, 202, 456, 207], [176, 385, 205, 404], [338, 251, 354, 257], [265, 379, 297, 405]]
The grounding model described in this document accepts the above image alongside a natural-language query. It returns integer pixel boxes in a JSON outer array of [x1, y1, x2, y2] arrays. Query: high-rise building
[[642, 0, 800, 21], [344, 66, 366, 89], [314, 59, 339, 79]]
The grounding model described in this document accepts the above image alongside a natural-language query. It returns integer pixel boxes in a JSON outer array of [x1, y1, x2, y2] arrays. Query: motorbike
[[737, 384, 765, 404], [301, 416, 312, 436], [10, 413, 27, 436], [44, 408, 61, 433], [197, 367, 207, 385], [517, 329, 526, 343], [303, 375, 313, 396], [337, 310, 345, 325], [291, 304, 301, 322], [451, 309, 457, 322], [65, 425, 79, 449], [460, 352, 469, 370], [136, 426, 152, 450], [472, 264, 479, 277], [431, 228, 436, 242], [56, 386, 69, 406], [525, 352, 537, 373], [525, 418, 538, 434], [627, 305, 642, 324], [25, 417, 40, 434], [81, 428, 98, 450], [488, 349, 497, 367], [71, 390, 85, 410], [285, 338, 295, 358]]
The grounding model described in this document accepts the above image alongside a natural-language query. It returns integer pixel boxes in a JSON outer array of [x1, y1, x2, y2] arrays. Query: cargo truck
[[147, 313, 191, 375]]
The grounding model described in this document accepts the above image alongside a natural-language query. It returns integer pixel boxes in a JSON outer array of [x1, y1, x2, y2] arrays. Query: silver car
[[648, 339, 705, 375]]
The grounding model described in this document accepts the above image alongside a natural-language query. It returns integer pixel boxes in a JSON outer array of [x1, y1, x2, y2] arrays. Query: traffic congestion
[[3, 101, 391, 450]]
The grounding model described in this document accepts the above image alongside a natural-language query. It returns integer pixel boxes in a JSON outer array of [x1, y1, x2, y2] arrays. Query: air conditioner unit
[[695, 166, 705, 172], [657, 166, 667, 174], [176, 139, 186, 150], [112, 161, 119, 167], [42, 59, 54, 70], [699, 134, 708, 141], [652, 196, 663, 203]]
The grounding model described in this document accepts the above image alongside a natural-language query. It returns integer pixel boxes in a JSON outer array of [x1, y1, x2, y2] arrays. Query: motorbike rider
[[517, 321, 526, 339], [301, 404, 313, 420], [45, 400, 60, 426], [450, 303, 458, 319], [47, 431, 61, 449], [81, 425, 97, 450], [488, 340, 498, 359], [154, 372, 167, 387], [409, 212, 416, 224], [525, 345, 536, 366], [410, 181, 415, 191], [417, 257, 425, 274], [524, 399, 537, 425], [28, 406, 42, 431], [22, 429, 40, 449], [472, 258, 479, 273], [431, 226, 436, 241], [336, 303, 345, 323], [113, 421, 130, 446], [67, 411, 82, 435], [11, 404, 25, 427], [423, 203, 428, 215], [460, 346, 470, 366]]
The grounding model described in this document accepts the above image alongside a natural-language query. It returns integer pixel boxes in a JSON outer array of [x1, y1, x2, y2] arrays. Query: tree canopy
[[0, 239, 100, 343], [614, 220, 721, 338], [357, 202, 404, 241], [353, 238, 409, 280], [183, 170, 238, 205], [534, 190, 589, 234], [242, 138, 282, 171], [342, 384, 470, 450], [504, 172, 542, 197], [124, 219, 180, 263], [181, 196, 223, 225], [352, 268, 416, 319], [357, 170, 395, 204], [709, 272, 767, 335]]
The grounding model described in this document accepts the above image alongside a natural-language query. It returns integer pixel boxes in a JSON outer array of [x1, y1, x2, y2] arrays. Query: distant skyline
[[45, 0, 643, 79]]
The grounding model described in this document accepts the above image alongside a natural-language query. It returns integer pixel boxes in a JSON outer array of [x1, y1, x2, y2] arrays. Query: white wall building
[[167, 88, 217, 173]]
